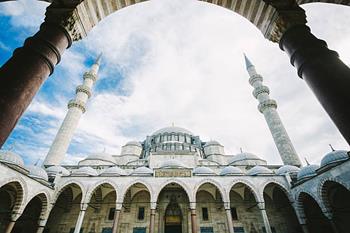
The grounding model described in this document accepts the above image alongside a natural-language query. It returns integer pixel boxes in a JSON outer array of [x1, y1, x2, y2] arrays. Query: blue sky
[[0, 0, 349, 166]]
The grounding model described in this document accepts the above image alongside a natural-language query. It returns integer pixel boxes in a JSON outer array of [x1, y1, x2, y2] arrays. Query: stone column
[[279, 24, 350, 144], [36, 218, 47, 233], [225, 208, 234, 233], [150, 209, 156, 233], [112, 209, 121, 233], [190, 203, 197, 233], [258, 203, 272, 233], [4, 221, 15, 233], [74, 206, 87, 233], [0, 22, 72, 148]]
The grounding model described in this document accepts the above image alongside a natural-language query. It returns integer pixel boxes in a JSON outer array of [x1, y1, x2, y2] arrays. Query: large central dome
[[151, 126, 193, 136]]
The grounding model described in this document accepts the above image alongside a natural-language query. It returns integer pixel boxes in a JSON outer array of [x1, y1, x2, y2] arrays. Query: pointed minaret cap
[[243, 53, 254, 69], [95, 53, 103, 65]]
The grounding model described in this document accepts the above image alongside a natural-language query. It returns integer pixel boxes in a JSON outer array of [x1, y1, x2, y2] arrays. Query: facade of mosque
[[0, 57, 349, 233]]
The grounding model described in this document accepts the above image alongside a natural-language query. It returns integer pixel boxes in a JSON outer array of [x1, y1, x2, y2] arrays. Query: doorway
[[164, 197, 182, 233]]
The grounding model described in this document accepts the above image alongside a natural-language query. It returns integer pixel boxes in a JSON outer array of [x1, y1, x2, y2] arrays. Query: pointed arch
[[54, 180, 85, 204], [0, 179, 26, 218], [228, 179, 261, 202], [154, 179, 193, 203], [261, 180, 294, 203], [194, 178, 228, 203], [121, 180, 153, 203], [85, 179, 119, 203]]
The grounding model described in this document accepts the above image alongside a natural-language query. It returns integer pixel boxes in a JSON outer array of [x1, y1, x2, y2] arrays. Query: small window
[[138, 207, 145, 220], [231, 207, 238, 220], [108, 208, 115, 220], [202, 207, 209, 221]]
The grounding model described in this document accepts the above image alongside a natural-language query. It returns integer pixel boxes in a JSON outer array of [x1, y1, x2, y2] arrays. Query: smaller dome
[[72, 167, 98, 176], [320, 150, 349, 168], [297, 165, 319, 181], [27, 165, 49, 181], [159, 159, 187, 169], [276, 165, 300, 175], [229, 152, 266, 165], [247, 166, 273, 176], [83, 152, 116, 164], [0, 150, 24, 168], [131, 166, 153, 176], [204, 141, 222, 147], [193, 167, 216, 176], [220, 166, 244, 176], [125, 141, 142, 147], [101, 166, 126, 176], [152, 126, 193, 136], [46, 166, 70, 176]]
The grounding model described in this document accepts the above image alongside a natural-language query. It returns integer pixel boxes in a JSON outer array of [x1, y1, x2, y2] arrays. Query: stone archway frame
[[54, 180, 86, 210], [154, 179, 194, 204], [120, 179, 154, 206], [0, 177, 28, 221], [295, 190, 331, 220], [260, 179, 294, 204], [317, 177, 350, 218], [227, 179, 262, 204], [193, 178, 228, 205], [20, 191, 51, 223], [84, 179, 119, 208]]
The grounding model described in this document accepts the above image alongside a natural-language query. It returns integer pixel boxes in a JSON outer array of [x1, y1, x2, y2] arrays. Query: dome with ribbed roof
[[204, 140, 222, 147], [131, 167, 153, 176], [46, 166, 70, 176], [247, 166, 273, 176], [320, 150, 349, 168], [72, 167, 98, 176], [27, 165, 49, 181], [229, 152, 266, 166], [220, 166, 244, 176], [79, 152, 116, 166], [159, 159, 187, 169], [101, 166, 126, 176], [0, 150, 24, 168], [152, 126, 193, 136], [193, 167, 216, 176], [276, 165, 300, 175], [297, 165, 319, 181], [125, 141, 142, 147]]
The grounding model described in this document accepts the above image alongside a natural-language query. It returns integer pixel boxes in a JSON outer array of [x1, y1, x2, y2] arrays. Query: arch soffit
[[85, 179, 119, 203], [155, 179, 193, 203], [0, 177, 27, 216], [194, 179, 228, 203], [121, 180, 153, 203], [295, 190, 329, 218], [261, 180, 294, 203], [228, 179, 261, 202], [20, 191, 50, 219], [71, 0, 278, 41], [54, 180, 85, 203]]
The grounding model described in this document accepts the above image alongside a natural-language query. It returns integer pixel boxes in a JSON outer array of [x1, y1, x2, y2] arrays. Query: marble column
[[4, 221, 15, 233], [74, 207, 86, 233], [112, 209, 121, 233], [36, 218, 47, 233], [0, 22, 71, 148], [279, 25, 350, 144], [150, 209, 156, 233], [258, 203, 272, 233], [225, 208, 234, 233], [190, 202, 197, 233]]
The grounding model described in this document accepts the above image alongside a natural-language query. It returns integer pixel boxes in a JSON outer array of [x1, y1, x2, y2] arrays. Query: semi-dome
[[125, 141, 142, 147], [297, 165, 319, 181], [152, 126, 193, 136], [100, 166, 126, 176], [193, 166, 216, 176], [204, 140, 222, 147], [27, 165, 49, 181], [72, 167, 98, 176], [46, 166, 70, 176], [131, 166, 153, 176], [320, 150, 349, 168], [276, 165, 300, 175], [247, 166, 273, 176], [220, 166, 244, 176], [0, 150, 24, 168], [79, 152, 116, 166], [229, 152, 266, 166], [159, 159, 187, 169]]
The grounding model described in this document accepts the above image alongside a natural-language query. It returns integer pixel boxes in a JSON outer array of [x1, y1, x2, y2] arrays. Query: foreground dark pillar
[[0, 22, 71, 148], [279, 25, 350, 144]]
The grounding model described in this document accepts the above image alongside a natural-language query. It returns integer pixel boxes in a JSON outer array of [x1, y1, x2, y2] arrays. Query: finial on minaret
[[240, 147, 243, 153], [243, 53, 254, 69], [95, 53, 102, 65], [329, 144, 335, 152], [304, 157, 310, 166]]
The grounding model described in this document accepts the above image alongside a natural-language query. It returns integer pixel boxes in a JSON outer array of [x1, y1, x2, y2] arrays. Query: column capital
[[189, 202, 196, 210], [257, 202, 265, 210], [263, 2, 307, 43], [224, 202, 231, 210], [150, 202, 157, 210]]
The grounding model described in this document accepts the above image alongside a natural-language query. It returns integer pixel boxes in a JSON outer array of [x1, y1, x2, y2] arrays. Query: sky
[[0, 0, 349, 166]]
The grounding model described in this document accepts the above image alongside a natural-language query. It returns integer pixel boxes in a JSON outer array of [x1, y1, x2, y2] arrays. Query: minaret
[[244, 54, 301, 167], [43, 54, 101, 166]]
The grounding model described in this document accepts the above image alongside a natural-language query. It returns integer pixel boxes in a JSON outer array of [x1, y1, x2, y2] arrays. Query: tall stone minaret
[[244, 54, 301, 167], [43, 54, 101, 166]]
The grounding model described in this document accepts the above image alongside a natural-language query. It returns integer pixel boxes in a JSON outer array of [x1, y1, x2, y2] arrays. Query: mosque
[[0, 55, 349, 233]]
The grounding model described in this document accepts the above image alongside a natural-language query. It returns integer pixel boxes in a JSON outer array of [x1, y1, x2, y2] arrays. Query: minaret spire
[[43, 54, 101, 166], [244, 54, 301, 167]]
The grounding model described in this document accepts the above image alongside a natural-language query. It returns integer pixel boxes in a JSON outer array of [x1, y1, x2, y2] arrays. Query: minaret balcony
[[249, 74, 263, 85], [76, 85, 92, 98], [253, 85, 270, 99], [258, 99, 277, 113], [83, 71, 97, 82], [68, 99, 86, 113]]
